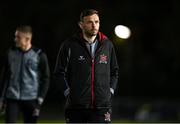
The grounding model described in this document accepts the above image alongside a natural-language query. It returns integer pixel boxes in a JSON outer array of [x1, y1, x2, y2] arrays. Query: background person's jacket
[[0, 46, 50, 105], [54, 32, 119, 109]]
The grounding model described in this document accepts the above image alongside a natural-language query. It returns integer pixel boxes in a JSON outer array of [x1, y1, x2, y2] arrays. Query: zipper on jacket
[[91, 59, 95, 108]]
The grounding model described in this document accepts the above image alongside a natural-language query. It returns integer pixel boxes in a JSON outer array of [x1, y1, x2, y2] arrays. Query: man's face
[[79, 14, 100, 37], [14, 31, 31, 49]]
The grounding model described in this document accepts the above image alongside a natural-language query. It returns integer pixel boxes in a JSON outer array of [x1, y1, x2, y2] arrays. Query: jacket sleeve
[[110, 45, 119, 92], [38, 52, 50, 104], [53, 42, 70, 97]]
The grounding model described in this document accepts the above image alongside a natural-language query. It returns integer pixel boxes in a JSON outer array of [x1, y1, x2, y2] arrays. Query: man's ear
[[25, 34, 32, 42], [26, 37, 32, 42], [78, 21, 83, 29]]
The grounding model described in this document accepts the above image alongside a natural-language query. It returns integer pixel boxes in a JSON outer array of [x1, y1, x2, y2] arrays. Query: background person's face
[[80, 14, 100, 37], [14, 31, 31, 49]]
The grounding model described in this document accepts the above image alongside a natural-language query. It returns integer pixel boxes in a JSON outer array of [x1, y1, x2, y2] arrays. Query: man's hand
[[33, 108, 40, 117], [0, 101, 6, 115]]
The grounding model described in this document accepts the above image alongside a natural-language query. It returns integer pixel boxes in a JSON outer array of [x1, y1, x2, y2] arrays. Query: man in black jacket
[[54, 9, 119, 123], [0, 25, 50, 123]]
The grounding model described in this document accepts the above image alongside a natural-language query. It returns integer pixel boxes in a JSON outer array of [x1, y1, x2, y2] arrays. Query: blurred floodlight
[[114, 25, 131, 39]]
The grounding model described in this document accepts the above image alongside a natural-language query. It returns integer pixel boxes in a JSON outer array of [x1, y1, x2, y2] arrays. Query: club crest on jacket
[[99, 54, 107, 64]]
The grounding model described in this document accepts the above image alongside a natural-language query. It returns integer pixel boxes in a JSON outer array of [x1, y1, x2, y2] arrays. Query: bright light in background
[[114, 25, 131, 39]]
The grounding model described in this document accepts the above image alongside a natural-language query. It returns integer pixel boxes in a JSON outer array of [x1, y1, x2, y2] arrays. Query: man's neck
[[83, 34, 96, 44]]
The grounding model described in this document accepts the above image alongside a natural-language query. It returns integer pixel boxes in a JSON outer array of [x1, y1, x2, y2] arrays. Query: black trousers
[[65, 108, 112, 123], [5, 99, 38, 123]]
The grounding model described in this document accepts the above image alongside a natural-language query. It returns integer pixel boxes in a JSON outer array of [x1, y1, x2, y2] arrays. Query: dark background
[[0, 0, 180, 122]]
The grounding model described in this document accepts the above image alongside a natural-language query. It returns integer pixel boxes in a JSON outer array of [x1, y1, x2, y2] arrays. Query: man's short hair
[[80, 9, 99, 22], [16, 25, 32, 34]]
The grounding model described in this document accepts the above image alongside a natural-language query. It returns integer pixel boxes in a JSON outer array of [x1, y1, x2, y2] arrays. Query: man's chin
[[91, 31, 98, 36], [86, 31, 98, 37]]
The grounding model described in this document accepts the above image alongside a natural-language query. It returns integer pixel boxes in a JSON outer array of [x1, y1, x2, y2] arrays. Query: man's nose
[[92, 23, 96, 28]]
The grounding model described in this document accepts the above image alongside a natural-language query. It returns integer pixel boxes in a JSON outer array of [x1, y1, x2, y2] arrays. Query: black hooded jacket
[[54, 32, 119, 109]]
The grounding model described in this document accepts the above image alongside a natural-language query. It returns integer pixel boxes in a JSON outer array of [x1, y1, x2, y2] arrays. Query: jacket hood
[[97, 32, 107, 42]]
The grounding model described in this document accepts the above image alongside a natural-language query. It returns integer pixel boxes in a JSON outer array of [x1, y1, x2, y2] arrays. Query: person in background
[[0, 25, 50, 123]]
